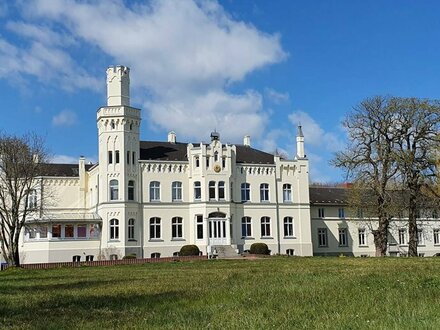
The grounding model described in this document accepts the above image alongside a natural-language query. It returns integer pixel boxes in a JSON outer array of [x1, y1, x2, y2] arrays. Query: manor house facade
[[12, 66, 440, 264]]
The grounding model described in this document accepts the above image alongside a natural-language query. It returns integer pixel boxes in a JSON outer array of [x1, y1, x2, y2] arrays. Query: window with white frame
[[260, 183, 269, 202], [150, 181, 160, 201], [318, 208, 325, 218], [241, 217, 252, 238], [109, 219, 119, 240], [417, 228, 424, 245], [338, 228, 348, 247], [151, 252, 161, 258], [128, 218, 135, 240], [283, 184, 292, 202], [318, 228, 328, 247], [109, 179, 119, 200], [150, 217, 161, 239], [86, 255, 94, 262], [172, 181, 182, 201], [286, 249, 295, 256], [128, 180, 135, 201], [241, 183, 250, 202], [194, 181, 201, 200], [195, 156, 200, 168], [434, 229, 440, 245], [398, 229, 406, 245], [73, 255, 81, 262], [27, 189, 38, 209], [218, 181, 225, 200], [283, 217, 294, 237], [196, 215, 203, 239], [209, 181, 216, 200], [260, 217, 271, 237], [172, 217, 183, 239], [338, 208, 345, 218], [358, 228, 366, 246]]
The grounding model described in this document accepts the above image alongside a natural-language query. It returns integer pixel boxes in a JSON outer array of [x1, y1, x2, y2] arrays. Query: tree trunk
[[408, 192, 418, 257], [372, 217, 389, 256]]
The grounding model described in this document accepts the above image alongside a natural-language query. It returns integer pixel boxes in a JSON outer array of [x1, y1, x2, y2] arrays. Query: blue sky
[[1, 1, 440, 182]]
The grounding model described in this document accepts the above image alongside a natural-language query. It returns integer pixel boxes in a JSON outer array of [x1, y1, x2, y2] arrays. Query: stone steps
[[212, 245, 240, 259]]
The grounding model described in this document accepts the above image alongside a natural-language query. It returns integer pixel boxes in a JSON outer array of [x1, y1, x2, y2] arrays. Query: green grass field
[[1, 257, 440, 329]]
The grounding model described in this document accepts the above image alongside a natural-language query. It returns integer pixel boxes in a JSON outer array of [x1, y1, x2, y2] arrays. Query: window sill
[[149, 200, 161, 203], [261, 237, 273, 239], [339, 245, 349, 248], [128, 239, 137, 242], [283, 201, 293, 204], [283, 236, 297, 239], [171, 238, 186, 241], [358, 245, 369, 248], [108, 240, 120, 243], [318, 246, 328, 248], [172, 200, 183, 203], [149, 239, 164, 242], [242, 237, 254, 240]]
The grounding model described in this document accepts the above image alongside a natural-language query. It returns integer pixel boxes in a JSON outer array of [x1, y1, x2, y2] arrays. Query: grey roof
[[309, 186, 348, 205], [39, 163, 94, 177], [139, 141, 275, 164]]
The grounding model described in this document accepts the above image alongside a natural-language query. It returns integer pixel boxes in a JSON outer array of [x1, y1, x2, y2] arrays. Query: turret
[[296, 124, 305, 158], [107, 66, 130, 106]]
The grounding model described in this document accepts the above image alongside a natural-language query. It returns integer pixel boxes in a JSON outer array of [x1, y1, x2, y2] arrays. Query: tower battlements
[[106, 65, 130, 107]]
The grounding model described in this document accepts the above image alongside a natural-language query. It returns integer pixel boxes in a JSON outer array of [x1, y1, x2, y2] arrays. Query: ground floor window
[[72, 255, 81, 262], [196, 215, 203, 239], [283, 217, 294, 237], [86, 255, 94, 262], [260, 217, 271, 237], [338, 228, 348, 247], [318, 228, 328, 247], [151, 252, 161, 258], [172, 217, 183, 239], [286, 249, 295, 256], [434, 229, 440, 245], [241, 217, 252, 237], [358, 228, 366, 246]]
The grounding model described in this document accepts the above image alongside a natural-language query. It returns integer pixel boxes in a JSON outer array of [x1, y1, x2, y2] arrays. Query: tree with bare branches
[[0, 133, 48, 266]]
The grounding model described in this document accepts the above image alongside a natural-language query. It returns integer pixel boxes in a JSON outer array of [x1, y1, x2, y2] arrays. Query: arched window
[[109, 180, 119, 200], [109, 219, 119, 240], [209, 181, 216, 200], [172, 217, 183, 239], [150, 181, 160, 201], [241, 217, 252, 237], [260, 183, 269, 202], [214, 151, 219, 162], [128, 180, 135, 201], [194, 181, 201, 200], [195, 156, 200, 168], [172, 181, 182, 201], [261, 217, 271, 237], [283, 217, 294, 237], [283, 184, 292, 202], [241, 183, 250, 202], [151, 252, 161, 258], [128, 218, 135, 240], [110, 120, 115, 129], [218, 181, 225, 200], [150, 217, 161, 239]]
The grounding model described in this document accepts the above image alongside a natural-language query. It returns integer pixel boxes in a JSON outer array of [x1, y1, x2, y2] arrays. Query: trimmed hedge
[[250, 243, 270, 255], [179, 245, 200, 256], [122, 254, 136, 259]]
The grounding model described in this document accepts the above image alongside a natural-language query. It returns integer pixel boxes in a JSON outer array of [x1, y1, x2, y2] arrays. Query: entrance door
[[209, 219, 227, 245]]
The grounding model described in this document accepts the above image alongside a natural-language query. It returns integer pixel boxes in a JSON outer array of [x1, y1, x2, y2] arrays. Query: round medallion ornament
[[214, 164, 221, 173]]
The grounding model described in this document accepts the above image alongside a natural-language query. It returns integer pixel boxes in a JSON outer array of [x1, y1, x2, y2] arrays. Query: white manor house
[[9, 66, 440, 264]]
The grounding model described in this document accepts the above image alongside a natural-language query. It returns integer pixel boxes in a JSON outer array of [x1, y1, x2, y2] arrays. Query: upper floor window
[[218, 181, 225, 200], [172, 181, 182, 201], [109, 219, 119, 240], [283, 217, 294, 237], [417, 229, 424, 245], [27, 189, 38, 209], [115, 150, 120, 164], [241, 217, 252, 238], [260, 183, 269, 202], [261, 217, 271, 237], [338, 228, 348, 247], [109, 180, 119, 200], [214, 151, 219, 162], [222, 157, 226, 168], [150, 217, 161, 239], [108, 151, 113, 164], [283, 184, 292, 202], [110, 120, 115, 129], [206, 156, 210, 168], [172, 217, 183, 239], [194, 181, 201, 200], [399, 228, 406, 245], [338, 208, 345, 218], [128, 180, 135, 201], [128, 218, 135, 240], [127, 151, 130, 164], [434, 229, 440, 245], [241, 183, 250, 202], [209, 181, 216, 200], [318, 208, 325, 218], [195, 156, 200, 168], [150, 181, 160, 202]]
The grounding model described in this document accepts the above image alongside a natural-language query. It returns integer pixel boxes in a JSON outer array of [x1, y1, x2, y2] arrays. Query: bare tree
[[332, 96, 399, 256], [0, 133, 48, 266], [393, 98, 440, 256]]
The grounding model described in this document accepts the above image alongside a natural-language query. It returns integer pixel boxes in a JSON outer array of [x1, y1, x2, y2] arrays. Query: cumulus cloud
[[11, 0, 286, 141], [52, 110, 77, 127]]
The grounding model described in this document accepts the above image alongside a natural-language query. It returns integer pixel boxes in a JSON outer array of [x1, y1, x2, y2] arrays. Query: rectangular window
[[150, 181, 160, 201], [65, 225, 74, 238], [399, 228, 406, 245], [38, 226, 47, 239], [434, 229, 440, 245], [128, 219, 135, 240], [172, 217, 183, 239], [283, 184, 292, 202], [206, 156, 210, 168], [115, 150, 120, 163], [132, 152, 136, 165], [218, 181, 225, 200], [418, 229, 424, 245], [196, 215, 203, 239], [172, 182, 182, 201], [261, 217, 271, 237], [260, 183, 269, 202], [86, 255, 94, 262], [241, 217, 252, 237], [127, 151, 130, 164], [338, 208, 345, 218], [318, 228, 327, 247], [194, 181, 201, 200], [222, 157, 226, 168], [357, 208, 364, 218], [77, 224, 87, 238], [52, 224, 61, 238], [339, 228, 348, 247], [150, 218, 161, 239], [283, 217, 294, 237], [27, 190, 38, 209], [318, 208, 325, 218], [358, 228, 366, 246], [241, 183, 250, 202], [108, 151, 113, 164], [209, 181, 216, 200]]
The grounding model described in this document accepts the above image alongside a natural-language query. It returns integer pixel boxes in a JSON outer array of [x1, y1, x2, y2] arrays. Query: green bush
[[250, 243, 270, 255], [179, 245, 200, 256], [122, 254, 136, 259]]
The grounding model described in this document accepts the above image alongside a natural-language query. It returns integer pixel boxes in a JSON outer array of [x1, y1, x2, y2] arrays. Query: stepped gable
[[38, 163, 94, 177], [309, 186, 349, 205], [139, 140, 274, 164]]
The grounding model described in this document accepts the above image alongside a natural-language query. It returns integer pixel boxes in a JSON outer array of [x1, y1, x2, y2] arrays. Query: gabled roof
[[39, 163, 94, 177], [139, 140, 275, 164], [309, 186, 348, 205]]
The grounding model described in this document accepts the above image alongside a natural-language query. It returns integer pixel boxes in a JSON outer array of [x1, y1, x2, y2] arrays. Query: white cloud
[[264, 88, 290, 104], [52, 110, 77, 127], [15, 0, 286, 141]]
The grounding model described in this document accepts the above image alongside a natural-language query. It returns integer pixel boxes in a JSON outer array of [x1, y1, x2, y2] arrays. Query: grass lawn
[[1, 257, 440, 329]]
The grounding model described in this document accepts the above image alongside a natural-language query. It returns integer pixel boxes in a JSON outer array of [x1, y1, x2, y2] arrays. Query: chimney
[[168, 131, 176, 143], [296, 124, 305, 158], [243, 135, 251, 147]]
